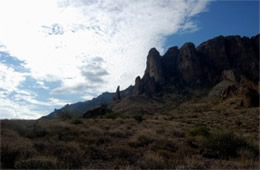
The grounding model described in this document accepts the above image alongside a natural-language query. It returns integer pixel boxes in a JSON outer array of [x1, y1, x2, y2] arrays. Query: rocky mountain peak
[[178, 42, 201, 84], [161, 46, 179, 80], [145, 48, 164, 84], [133, 76, 143, 96], [115, 86, 121, 100]]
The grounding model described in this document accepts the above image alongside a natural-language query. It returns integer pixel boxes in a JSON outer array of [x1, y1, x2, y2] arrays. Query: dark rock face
[[145, 48, 164, 84], [178, 42, 202, 84], [161, 46, 179, 81], [133, 76, 143, 96], [114, 86, 121, 100], [222, 70, 237, 82], [197, 35, 259, 84], [133, 34, 259, 100], [142, 74, 156, 96]]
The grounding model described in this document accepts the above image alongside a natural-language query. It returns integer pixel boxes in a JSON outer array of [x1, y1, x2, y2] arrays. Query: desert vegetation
[[1, 96, 259, 169]]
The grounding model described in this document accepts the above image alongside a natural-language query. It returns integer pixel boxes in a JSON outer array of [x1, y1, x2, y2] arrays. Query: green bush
[[190, 126, 210, 137], [202, 131, 256, 159]]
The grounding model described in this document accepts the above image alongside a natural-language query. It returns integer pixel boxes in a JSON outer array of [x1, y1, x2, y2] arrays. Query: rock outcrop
[[133, 76, 143, 96], [114, 86, 121, 100], [222, 70, 237, 82], [133, 34, 259, 103], [144, 48, 164, 84], [178, 42, 202, 84], [161, 46, 179, 81]]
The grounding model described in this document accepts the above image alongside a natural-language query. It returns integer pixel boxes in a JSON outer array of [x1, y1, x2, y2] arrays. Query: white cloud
[[0, 0, 210, 119], [0, 91, 44, 119], [0, 63, 28, 94], [0, 0, 209, 96]]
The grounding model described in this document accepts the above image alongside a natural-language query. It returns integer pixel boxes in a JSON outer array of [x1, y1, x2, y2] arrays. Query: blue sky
[[166, 0, 259, 48], [0, 0, 259, 119]]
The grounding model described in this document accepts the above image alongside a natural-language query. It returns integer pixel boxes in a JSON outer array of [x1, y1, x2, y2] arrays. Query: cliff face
[[133, 34, 259, 97]]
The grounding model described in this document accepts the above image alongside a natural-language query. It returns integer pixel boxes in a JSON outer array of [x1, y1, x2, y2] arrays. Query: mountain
[[43, 34, 259, 119], [41, 86, 133, 119], [108, 34, 259, 114], [131, 34, 259, 96]]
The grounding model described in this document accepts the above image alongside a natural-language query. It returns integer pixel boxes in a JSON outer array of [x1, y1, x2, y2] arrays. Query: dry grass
[[1, 94, 259, 169]]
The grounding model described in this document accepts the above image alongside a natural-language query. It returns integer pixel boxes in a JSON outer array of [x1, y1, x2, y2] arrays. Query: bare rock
[[145, 48, 164, 84], [133, 76, 143, 96], [178, 42, 201, 84], [222, 70, 236, 82], [116, 86, 121, 100], [142, 74, 156, 96]]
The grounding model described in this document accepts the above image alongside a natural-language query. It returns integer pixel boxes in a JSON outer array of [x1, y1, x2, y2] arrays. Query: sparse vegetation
[[201, 131, 258, 159], [1, 96, 259, 169]]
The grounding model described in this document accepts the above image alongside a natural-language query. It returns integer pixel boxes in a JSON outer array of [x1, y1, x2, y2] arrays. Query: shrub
[[129, 134, 155, 147], [103, 112, 118, 119], [139, 151, 165, 169], [190, 126, 210, 137], [1, 130, 36, 169], [51, 142, 85, 169], [151, 139, 177, 152], [15, 156, 57, 169], [202, 131, 255, 159], [108, 145, 133, 160], [71, 118, 83, 125], [58, 110, 73, 120], [133, 115, 144, 123]]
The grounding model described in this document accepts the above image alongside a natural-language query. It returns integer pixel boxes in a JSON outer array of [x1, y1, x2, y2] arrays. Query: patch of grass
[[139, 151, 165, 169], [128, 129, 156, 148], [15, 156, 57, 169], [202, 131, 258, 159], [190, 126, 210, 137]]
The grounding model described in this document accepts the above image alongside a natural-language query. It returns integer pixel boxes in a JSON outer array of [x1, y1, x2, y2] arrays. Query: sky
[[0, 0, 259, 119]]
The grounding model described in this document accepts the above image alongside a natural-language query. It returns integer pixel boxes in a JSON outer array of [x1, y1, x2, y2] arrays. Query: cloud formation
[[0, 0, 209, 118]]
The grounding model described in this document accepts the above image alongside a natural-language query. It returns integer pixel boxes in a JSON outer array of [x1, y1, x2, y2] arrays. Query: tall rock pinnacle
[[144, 48, 164, 84]]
